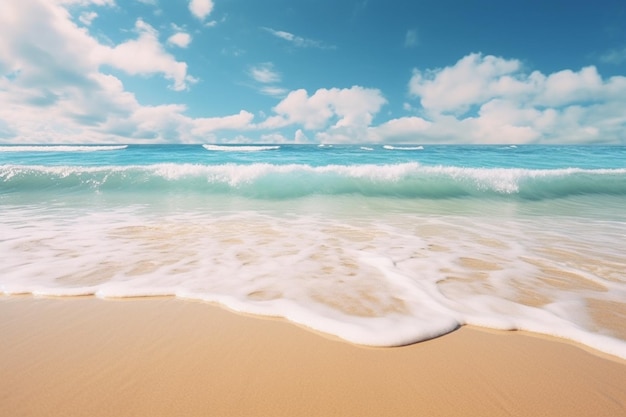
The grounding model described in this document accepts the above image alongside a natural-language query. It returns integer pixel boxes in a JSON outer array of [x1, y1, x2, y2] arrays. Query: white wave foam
[[4, 163, 626, 199], [202, 144, 280, 152], [0, 145, 128, 152], [383, 145, 424, 150], [2, 206, 626, 358]]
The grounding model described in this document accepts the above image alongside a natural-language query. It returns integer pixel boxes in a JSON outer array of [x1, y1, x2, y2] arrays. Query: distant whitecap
[[202, 144, 280, 152], [383, 145, 424, 150], [0, 145, 128, 152]]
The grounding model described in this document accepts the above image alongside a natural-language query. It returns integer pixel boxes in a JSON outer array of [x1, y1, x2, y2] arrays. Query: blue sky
[[1, 0, 626, 144]]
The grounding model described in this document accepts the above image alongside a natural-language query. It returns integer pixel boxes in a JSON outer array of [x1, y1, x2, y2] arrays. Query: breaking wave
[[2, 163, 626, 200], [202, 145, 280, 152]]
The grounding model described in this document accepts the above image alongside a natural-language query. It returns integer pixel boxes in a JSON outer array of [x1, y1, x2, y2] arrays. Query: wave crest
[[0, 145, 128, 152], [2, 163, 625, 199], [383, 145, 424, 150], [202, 144, 280, 152]]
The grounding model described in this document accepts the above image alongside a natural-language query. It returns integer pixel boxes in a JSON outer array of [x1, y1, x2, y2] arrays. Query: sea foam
[[1, 204, 625, 358], [203, 144, 280, 152], [2, 145, 626, 360], [0, 145, 128, 152], [383, 145, 424, 150], [2, 163, 626, 200]]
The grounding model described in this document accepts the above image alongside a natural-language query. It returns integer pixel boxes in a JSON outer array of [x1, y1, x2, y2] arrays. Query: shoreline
[[2, 296, 625, 416]]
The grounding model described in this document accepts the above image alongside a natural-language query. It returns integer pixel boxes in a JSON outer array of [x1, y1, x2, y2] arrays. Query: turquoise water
[[1, 144, 626, 358], [2, 144, 625, 201], [2, 144, 625, 169]]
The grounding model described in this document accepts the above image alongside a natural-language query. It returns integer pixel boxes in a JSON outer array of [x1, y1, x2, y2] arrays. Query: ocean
[[1, 144, 625, 359]]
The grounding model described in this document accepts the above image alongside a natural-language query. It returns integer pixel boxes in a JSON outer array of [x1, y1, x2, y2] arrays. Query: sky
[[1, 0, 626, 145]]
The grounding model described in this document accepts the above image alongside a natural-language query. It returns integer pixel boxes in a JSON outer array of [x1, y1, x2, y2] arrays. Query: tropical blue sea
[[1, 144, 626, 358]]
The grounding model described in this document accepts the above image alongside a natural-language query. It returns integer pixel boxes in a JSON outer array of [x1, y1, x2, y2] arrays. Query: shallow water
[[1, 144, 625, 358]]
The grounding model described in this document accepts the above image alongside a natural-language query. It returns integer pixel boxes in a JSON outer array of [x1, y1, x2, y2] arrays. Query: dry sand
[[1, 296, 625, 417]]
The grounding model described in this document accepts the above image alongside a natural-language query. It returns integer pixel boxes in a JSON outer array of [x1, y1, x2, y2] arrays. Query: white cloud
[[79, 11, 98, 25], [464, 99, 542, 143], [369, 101, 614, 145], [294, 129, 309, 143], [260, 86, 387, 144], [203, 15, 225, 28], [408, 53, 622, 114], [192, 111, 256, 135], [367, 117, 431, 143], [167, 32, 192, 48], [409, 53, 524, 115], [248, 63, 287, 97], [259, 86, 288, 97], [58, 0, 115, 5], [95, 19, 194, 91], [2, 1, 624, 145], [249, 63, 281, 83], [189, 0, 214, 21], [262, 86, 386, 131], [402, 53, 626, 144], [262, 27, 335, 50], [0, 0, 237, 143], [533, 66, 606, 107], [1, 0, 100, 89], [259, 132, 290, 143], [261, 90, 327, 129]]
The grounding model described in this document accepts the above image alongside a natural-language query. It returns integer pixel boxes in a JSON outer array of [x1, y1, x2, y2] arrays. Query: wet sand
[[1, 296, 625, 416]]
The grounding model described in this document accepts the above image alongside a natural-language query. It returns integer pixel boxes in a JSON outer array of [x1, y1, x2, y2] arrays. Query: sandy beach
[[1, 296, 625, 417]]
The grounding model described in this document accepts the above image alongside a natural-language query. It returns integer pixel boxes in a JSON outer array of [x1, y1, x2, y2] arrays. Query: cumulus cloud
[[402, 53, 626, 143], [409, 53, 524, 115], [95, 19, 194, 91], [367, 117, 431, 143], [0, 0, 245, 143], [257, 132, 289, 143], [261, 86, 386, 133], [192, 111, 256, 135], [258, 86, 388, 144], [167, 32, 192, 48], [189, 0, 214, 21], [2, 1, 624, 145], [58, 0, 115, 5], [294, 129, 309, 143], [2, 0, 192, 94]]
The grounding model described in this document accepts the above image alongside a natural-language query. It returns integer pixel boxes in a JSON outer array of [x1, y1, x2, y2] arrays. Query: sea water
[[1, 144, 626, 359]]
